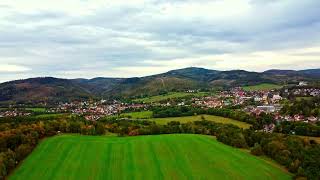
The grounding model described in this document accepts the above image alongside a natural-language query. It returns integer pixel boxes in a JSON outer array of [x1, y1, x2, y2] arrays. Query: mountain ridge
[[1, 67, 319, 104]]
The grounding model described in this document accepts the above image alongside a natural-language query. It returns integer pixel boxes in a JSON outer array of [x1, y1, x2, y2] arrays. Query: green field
[[243, 83, 283, 91], [149, 115, 251, 129], [33, 113, 66, 118], [25, 107, 46, 112], [10, 134, 290, 180], [295, 96, 313, 101], [134, 92, 213, 103], [120, 111, 153, 119]]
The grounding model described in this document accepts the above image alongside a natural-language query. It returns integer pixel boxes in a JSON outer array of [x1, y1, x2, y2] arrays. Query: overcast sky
[[0, 0, 319, 82]]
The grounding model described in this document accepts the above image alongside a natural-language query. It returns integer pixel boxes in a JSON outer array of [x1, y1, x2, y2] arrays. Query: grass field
[[134, 92, 213, 103], [243, 83, 283, 91], [25, 107, 47, 112], [120, 111, 153, 119], [10, 134, 290, 180], [295, 96, 313, 101], [149, 115, 251, 129], [33, 113, 66, 118]]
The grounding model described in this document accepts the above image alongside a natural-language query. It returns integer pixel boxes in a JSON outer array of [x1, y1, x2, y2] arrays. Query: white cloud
[[0, 64, 31, 72]]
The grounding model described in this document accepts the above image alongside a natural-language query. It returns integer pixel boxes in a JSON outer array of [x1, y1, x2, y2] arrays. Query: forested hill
[[0, 67, 320, 104]]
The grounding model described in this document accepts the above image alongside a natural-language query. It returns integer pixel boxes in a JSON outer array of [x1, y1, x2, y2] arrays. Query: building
[[272, 95, 282, 102], [256, 106, 276, 113], [294, 115, 304, 121], [254, 96, 263, 102], [307, 116, 318, 123], [299, 81, 308, 86]]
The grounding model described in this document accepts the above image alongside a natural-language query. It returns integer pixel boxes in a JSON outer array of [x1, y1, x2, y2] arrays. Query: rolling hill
[[0, 67, 319, 103]]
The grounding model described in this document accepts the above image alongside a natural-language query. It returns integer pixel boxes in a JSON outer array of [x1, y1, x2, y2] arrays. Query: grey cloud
[[0, 0, 319, 82]]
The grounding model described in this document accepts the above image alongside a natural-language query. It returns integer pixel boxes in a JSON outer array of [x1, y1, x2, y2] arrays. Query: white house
[[299, 81, 308, 86], [257, 106, 276, 113]]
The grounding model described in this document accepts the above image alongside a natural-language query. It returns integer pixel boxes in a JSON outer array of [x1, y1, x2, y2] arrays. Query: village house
[[299, 81, 308, 86], [294, 115, 304, 121], [271, 94, 282, 103], [256, 105, 276, 113], [307, 116, 318, 123], [254, 96, 263, 102]]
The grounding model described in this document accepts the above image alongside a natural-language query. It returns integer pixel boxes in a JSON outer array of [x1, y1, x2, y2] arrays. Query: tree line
[[275, 121, 320, 137]]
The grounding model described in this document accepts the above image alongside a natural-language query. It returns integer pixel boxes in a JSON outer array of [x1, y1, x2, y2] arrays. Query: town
[[1, 82, 319, 133]]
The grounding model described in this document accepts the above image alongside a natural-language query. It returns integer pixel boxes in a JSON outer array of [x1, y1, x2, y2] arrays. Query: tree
[[15, 144, 32, 161], [69, 121, 81, 133], [251, 143, 263, 156], [95, 123, 105, 135]]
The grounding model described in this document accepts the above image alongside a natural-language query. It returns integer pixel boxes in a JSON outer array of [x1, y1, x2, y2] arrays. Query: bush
[[251, 143, 263, 156]]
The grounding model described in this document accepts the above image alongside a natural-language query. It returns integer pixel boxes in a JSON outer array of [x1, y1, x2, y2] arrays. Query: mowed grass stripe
[[162, 137, 193, 179], [10, 134, 291, 180]]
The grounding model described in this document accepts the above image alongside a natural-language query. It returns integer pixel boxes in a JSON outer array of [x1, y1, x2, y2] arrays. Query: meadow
[[242, 83, 283, 91], [104, 111, 251, 129], [10, 134, 291, 180], [133, 92, 213, 103], [112, 111, 251, 129], [120, 111, 153, 119], [33, 113, 66, 118], [295, 96, 313, 101], [149, 115, 251, 129], [25, 107, 47, 112]]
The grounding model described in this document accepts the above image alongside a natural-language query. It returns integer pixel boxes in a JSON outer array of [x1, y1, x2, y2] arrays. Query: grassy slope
[[133, 92, 212, 103], [10, 134, 291, 180], [149, 115, 251, 129], [243, 83, 283, 91]]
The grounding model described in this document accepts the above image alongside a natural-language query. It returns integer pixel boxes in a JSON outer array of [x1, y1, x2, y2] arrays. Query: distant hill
[[0, 77, 93, 104], [299, 69, 320, 78], [0, 67, 319, 104], [263, 69, 320, 77]]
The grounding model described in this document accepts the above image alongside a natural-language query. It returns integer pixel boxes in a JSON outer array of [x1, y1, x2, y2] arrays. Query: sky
[[0, 0, 320, 82]]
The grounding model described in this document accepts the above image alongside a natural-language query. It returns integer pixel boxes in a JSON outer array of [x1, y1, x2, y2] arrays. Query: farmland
[[113, 112, 251, 129], [10, 134, 290, 180], [149, 115, 251, 129], [25, 108, 46, 112], [120, 111, 153, 119], [242, 83, 283, 91], [133, 92, 213, 103]]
